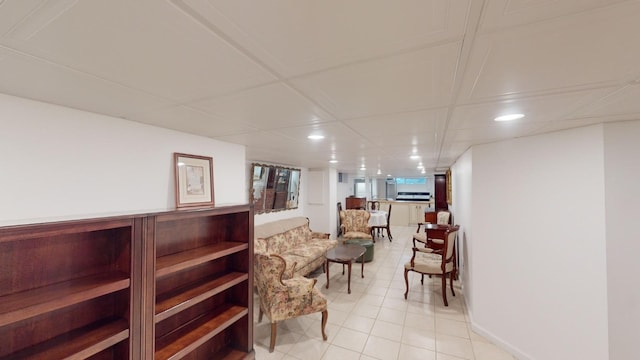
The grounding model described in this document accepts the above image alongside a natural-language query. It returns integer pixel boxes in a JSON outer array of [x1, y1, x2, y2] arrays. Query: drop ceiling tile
[[343, 108, 447, 138], [365, 133, 439, 150], [0, 48, 171, 118], [445, 122, 546, 143], [479, 0, 628, 31], [292, 43, 460, 119], [568, 84, 640, 119], [460, 2, 640, 101], [439, 140, 473, 160], [128, 105, 257, 137], [534, 115, 638, 136], [216, 131, 292, 151], [450, 88, 613, 130], [271, 122, 369, 149], [190, 82, 334, 129], [0, 0, 42, 37], [183, 0, 470, 77], [2, 0, 275, 102]]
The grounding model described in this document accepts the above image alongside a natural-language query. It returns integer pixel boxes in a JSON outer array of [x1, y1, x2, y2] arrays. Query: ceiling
[[2, 0, 640, 177]]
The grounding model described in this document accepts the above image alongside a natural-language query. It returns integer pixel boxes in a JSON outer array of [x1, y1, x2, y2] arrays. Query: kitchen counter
[[377, 200, 433, 225]]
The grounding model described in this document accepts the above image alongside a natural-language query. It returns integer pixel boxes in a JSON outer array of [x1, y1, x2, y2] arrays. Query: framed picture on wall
[[174, 153, 214, 208], [446, 169, 452, 205]]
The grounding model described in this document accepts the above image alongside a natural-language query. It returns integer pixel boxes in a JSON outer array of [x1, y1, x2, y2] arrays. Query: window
[[395, 177, 426, 185]]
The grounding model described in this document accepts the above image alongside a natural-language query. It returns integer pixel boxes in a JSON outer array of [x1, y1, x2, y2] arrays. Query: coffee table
[[325, 244, 366, 294]]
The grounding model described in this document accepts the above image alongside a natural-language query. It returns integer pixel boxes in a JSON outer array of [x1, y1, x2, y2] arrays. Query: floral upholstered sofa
[[254, 217, 338, 278]]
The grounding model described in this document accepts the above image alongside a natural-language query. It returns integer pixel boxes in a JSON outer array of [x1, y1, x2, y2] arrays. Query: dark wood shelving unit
[[0, 217, 137, 359], [151, 204, 254, 360], [156, 242, 249, 277], [1, 319, 129, 360], [155, 272, 248, 322], [155, 304, 247, 360], [0, 204, 254, 359], [0, 272, 130, 327]]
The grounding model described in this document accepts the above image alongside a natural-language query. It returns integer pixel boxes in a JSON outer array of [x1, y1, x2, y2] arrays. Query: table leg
[[325, 259, 330, 289], [347, 261, 352, 294]]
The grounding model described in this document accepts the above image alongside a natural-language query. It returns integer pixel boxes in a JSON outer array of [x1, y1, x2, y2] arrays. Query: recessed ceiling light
[[329, 159, 338, 164], [307, 134, 325, 140], [387, 174, 392, 177], [410, 155, 420, 160], [377, 169, 382, 175], [494, 113, 525, 122], [360, 166, 366, 171]]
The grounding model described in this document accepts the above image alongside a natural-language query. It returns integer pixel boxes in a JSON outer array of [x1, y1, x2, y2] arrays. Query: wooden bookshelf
[[153, 205, 254, 359], [0, 204, 254, 359], [0, 217, 136, 359]]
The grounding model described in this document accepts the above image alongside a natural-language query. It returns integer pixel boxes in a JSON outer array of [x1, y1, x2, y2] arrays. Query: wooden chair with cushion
[[337, 202, 343, 237], [339, 209, 373, 241], [371, 203, 392, 241], [413, 210, 452, 246], [254, 253, 328, 352], [404, 225, 460, 306], [366, 200, 380, 211]]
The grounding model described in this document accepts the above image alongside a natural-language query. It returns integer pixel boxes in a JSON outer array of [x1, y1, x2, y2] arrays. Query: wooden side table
[[325, 244, 366, 294]]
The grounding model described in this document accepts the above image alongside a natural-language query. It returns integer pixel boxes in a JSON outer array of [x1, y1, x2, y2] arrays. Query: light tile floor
[[253, 225, 517, 360]]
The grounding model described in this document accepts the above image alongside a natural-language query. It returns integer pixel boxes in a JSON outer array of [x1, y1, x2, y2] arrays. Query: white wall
[[0, 93, 246, 226], [450, 149, 473, 302], [462, 125, 609, 359], [305, 168, 334, 236], [603, 121, 640, 360]]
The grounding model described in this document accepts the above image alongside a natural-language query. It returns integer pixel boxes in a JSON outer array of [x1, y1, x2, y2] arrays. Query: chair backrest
[[337, 202, 343, 235], [443, 225, 459, 260], [367, 200, 380, 211], [385, 203, 392, 223], [254, 253, 287, 301], [437, 211, 451, 225], [340, 209, 371, 232]]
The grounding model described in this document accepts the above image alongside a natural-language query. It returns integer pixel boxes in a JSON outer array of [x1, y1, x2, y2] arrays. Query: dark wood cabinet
[[424, 211, 437, 224], [0, 217, 137, 359], [435, 174, 448, 211], [152, 205, 254, 360], [0, 205, 254, 360], [345, 197, 366, 210]]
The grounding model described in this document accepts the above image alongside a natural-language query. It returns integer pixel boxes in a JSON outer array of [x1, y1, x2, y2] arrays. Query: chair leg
[[450, 271, 455, 297], [386, 225, 393, 241], [421, 274, 424, 285], [441, 274, 448, 307], [321, 310, 328, 340], [269, 322, 277, 352], [404, 269, 410, 299], [258, 308, 263, 323]]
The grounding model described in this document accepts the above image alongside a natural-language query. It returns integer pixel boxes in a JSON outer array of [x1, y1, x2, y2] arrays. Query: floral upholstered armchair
[[339, 209, 373, 240], [254, 253, 328, 352]]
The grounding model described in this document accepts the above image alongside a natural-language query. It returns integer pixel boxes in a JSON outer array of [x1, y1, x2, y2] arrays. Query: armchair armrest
[[409, 246, 436, 267], [414, 247, 435, 254], [311, 231, 330, 239], [282, 277, 317, 298]]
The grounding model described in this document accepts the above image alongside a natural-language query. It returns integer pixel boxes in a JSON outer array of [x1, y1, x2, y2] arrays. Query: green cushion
[[343, 239, 374, 262]]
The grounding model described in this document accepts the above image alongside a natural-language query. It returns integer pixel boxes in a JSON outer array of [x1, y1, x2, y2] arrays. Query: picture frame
[[174, 153, 214, 208], [446, 168, 452, 205]]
